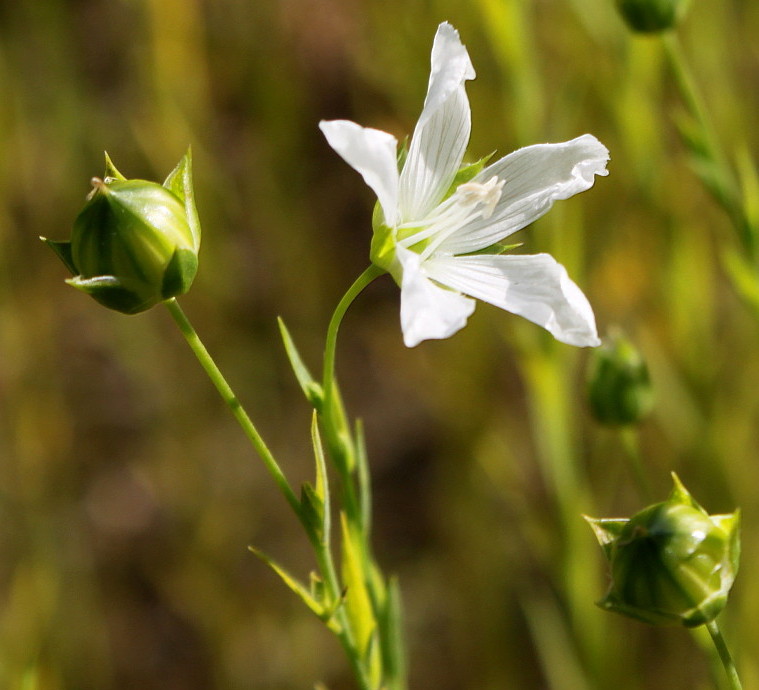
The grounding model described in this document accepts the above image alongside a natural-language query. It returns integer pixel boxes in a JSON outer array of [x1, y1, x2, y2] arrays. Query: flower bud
[[587, 331, 653, 426], [44, 150, 201, 314], [586, 474, 740, 628], [615, 0, 691, 33]]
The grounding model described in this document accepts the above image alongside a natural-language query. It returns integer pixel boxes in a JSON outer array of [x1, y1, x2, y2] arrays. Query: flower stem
[[164, 297, 300, 515], [165, 297, 374, 690], [619, 427, 653, 504], [706, 620, 743, 690], [323, 265, 384, 404], [321, 265, 383, 524]]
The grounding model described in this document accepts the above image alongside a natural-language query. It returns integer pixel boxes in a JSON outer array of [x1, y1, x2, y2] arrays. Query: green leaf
[[278, 317, 324, 408], [449, 152, 495, 192], [249, 546, 327, 620], [41, 237, 77, 274], [163, 147, 201, 251], [380, 576, 407, 687], [667, 472, 702, 511], [103, 152, 127, 182], [300, 482, 325, 544], [463, 241, 524, 256], [354, 419, 372, 536], [312, 412, 331, 542], [340, 514, 376, 658], [583, 515, 628, 560]]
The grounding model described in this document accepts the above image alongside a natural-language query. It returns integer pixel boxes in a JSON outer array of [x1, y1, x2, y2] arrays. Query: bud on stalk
[[587, 331, 653, 426], [586, 474, 740, 627], [615, 0, 692, 33], [44, 150, 200, 314]]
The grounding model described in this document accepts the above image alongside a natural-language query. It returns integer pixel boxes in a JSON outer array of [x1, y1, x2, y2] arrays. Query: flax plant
[[43, 21, 611, 689]]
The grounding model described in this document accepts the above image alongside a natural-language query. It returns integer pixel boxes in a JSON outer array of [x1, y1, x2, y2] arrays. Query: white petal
[[398, 23, 475, 222], [397, 247, 476, 347], [426, 253, 600, 347], [439, 135, 609, 255], [319, 120, 400, 226], [421, 23, 476, 128]]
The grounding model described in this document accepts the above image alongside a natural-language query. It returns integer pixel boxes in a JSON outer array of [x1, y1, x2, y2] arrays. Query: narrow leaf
[[583, 516, 628, 560], [41, 237, 77, 274], [381, 577, 407, 688], [103, 152, 127, 181], [248, 546, 325, 618], [354, 419, 372, 536], [278, 317, 324, 408], [163, 147, 201, 250], [311, 412, 331, 543], [300, 482, 325, 544], [667, 472, 702, 510], [340, 513, 376, 657]]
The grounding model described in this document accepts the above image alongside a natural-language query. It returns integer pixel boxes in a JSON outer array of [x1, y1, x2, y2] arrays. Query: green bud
[[44, 150, 201, 314], [615, 0, 691, 33], [586, 474, 740, 628], [587, 331, 653, 426]]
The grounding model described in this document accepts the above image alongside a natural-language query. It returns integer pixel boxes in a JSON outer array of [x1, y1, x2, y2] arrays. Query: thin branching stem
[[164, 298, 301, 513], [706, 620, 743, 690]]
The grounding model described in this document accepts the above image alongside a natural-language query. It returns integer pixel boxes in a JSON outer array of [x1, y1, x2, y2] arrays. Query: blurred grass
[[1, 0, 758, 688]]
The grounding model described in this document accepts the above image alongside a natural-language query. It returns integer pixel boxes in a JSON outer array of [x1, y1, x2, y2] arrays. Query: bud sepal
[[586, 474, 740, 628]]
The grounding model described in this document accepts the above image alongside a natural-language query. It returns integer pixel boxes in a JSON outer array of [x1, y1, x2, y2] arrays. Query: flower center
[[453, 176, 504, 220], [397, 175, 505, 259]]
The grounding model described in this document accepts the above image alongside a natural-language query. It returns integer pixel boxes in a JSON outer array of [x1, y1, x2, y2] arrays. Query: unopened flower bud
[[588, 331, 653, 426], [586, 474, 740, 628], [615, 0, 691, 33], [44, 150, 201, 314]]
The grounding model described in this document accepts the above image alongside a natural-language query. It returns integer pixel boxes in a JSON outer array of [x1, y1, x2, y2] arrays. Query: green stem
[[619, 427, 653, 503], [323, 265, 384, 404], [662, 32, 756, 261], [164, 298, 300, 515], [321, 265, 383, 524], [706, 620, 743, 690], [166, 298, 373, 689]]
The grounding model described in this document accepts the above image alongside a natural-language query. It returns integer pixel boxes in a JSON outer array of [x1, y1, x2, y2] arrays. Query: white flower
[[320, 22, 608, 348]]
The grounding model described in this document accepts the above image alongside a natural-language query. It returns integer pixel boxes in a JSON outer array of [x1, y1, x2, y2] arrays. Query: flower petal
[[439, 135, 609, 255], [398, 23, 475, 223], [319, 120, 400, 226], [426, 253, 600, 347], [397, 247, 476, 347]]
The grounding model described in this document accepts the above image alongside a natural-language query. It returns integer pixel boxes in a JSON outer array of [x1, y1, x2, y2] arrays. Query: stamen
[[398, 175, 506, 260], [454, 176, 504, 219]]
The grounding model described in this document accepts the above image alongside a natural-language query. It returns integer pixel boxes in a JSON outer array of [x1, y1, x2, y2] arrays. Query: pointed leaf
[[463, 241, 523, 257], [712, 508, 741, 576], [583, 515, 628, 560], [41, 237, 77, 274], [311, 412, 331, 542], [66, 274, 123, 293], [448, 152, 495, 192], [667, 472, 703, 511], [163, 147, 201, 250], [103, 152, 127, 182], [278, 317, 324, 409], [248, 546, 325, 618], [380, 576, 407, 686], [340, 513, 376, 657], [354, 419, 372, 536], [300, 482, 325, 544]]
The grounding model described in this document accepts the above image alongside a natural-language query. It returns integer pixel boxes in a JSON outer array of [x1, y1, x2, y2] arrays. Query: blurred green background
[[1, 0, 758, 688]]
